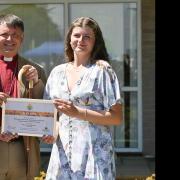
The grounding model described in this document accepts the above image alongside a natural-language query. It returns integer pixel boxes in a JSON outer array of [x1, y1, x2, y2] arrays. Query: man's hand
[[41, 135, 55, 144], [0, 132, 19, 142], [19, 65, 39, 85], [0, 92, 9, 106]]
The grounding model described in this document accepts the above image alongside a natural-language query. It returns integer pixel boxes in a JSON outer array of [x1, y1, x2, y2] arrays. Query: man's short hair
[[0, 14, 24, 32]]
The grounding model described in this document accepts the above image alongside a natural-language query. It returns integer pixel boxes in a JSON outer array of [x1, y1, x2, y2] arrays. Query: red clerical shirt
[[0, 54, 18, 126]]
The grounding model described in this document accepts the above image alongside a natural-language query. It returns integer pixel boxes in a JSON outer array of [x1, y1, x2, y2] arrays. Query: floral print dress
[[44, 62, 122, 180]]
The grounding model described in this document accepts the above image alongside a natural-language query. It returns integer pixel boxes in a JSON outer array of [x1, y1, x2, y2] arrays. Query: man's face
[[0, 23, 24, 57]]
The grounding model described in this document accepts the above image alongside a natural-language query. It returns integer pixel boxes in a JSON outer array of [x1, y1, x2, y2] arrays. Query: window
[[0, 0, 142, 152]]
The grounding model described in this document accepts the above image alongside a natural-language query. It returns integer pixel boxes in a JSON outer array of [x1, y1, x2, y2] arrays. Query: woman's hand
[[41, 135, 55, 144], [53, 99, 78, 117], [0, 132, 19, 142]]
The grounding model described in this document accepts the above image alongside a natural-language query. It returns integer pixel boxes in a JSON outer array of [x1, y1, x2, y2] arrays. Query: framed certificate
[[1, 98, 57, 137]]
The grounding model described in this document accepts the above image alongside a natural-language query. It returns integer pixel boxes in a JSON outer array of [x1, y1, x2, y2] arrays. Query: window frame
[[0, 0, 142, 153]]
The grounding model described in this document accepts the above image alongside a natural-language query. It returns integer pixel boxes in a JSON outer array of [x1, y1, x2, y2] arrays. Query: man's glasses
[[0, 33, 23, 39]]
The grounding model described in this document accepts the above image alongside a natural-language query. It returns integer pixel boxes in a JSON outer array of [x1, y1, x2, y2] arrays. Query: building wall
[[141, 0, 155, 156]]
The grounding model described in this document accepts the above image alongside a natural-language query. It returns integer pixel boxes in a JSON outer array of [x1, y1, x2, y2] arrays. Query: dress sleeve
[[98, 65, 122, 111]]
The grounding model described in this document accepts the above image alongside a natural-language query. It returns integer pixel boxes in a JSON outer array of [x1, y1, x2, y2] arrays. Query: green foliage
[[0, 5, 61, 51]]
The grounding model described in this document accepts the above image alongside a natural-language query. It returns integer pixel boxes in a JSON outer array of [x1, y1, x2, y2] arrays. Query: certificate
[[1, 98, 57, 137]]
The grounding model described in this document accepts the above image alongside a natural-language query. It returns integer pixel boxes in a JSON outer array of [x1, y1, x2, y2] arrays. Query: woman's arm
[[53, 99, 123, 126], [77, 103, 122, 125]]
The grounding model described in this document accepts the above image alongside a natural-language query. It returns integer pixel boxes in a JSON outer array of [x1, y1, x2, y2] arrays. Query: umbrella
[[24, 41, 64, 57]]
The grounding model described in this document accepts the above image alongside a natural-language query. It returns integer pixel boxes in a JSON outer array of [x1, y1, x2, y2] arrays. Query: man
[[0, 14, 46, 180]]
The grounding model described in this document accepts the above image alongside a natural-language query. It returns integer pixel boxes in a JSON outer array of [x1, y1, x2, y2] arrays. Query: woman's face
[[70, 26, 95, 58], [0, 23, 24, 57]]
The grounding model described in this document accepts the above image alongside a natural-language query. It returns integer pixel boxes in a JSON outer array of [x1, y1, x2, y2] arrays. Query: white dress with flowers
[[44, 62, 122, 180]]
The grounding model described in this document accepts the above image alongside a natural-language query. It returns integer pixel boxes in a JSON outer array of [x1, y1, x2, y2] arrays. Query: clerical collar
[[0, 54, 18, 62]]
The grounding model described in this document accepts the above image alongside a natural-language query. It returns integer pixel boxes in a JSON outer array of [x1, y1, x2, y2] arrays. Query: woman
[[43, 17, 123, 180]]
